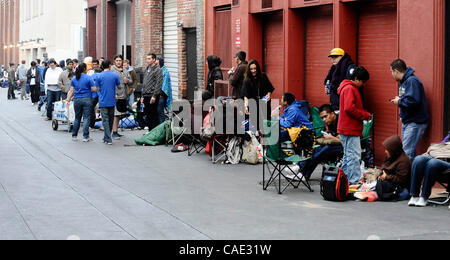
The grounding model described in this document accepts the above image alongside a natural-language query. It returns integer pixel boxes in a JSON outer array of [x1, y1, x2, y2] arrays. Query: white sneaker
[[415, 197, 428, 207], [284, 165, 303, 181], [72, 136, 78, 142], [283, 164, 300, 175], [408, 197, 419, 207], [285, 172, 304, 181], [83, 138, 93, 142]]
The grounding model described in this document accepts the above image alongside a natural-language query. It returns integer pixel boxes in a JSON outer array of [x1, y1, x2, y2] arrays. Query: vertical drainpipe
[[102, 0, 106, 58]]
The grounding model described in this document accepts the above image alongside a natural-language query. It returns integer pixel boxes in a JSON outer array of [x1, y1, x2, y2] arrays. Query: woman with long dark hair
[[241, 60, 275, 127], [64, 63, 97, 142]]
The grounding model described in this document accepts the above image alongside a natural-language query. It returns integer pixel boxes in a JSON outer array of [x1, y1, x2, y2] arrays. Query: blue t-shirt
[[96, 71, 120, 108], [71, 74, 95, 99], [90, 73, 99, 99]]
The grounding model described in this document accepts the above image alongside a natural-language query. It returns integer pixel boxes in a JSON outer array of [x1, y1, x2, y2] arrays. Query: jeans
[[19, 80, 26, 99], [128, 92, 135, 111], [301, 145, 343, 178], [46, 90, 62, 119], [38, 93, 47, 110], [340, 135, 362, 185], [142, 96, 160, 131], [90, 97, 99, 128], [7, 83, 16, 99], [402, 122, 427, 159], [157, 95, 167, 124], [100, 107, 115, 143], [410, 155, 450, 199], [72, 98, 92, 139]]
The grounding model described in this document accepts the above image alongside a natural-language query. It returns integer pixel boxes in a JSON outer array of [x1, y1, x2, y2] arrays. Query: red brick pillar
[[134, 0, 163, 68], [86, 7, 97, 58], [105, 1, 117, 60]]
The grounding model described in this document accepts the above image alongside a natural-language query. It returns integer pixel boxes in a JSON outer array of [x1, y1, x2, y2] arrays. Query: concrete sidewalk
[[0, 88, 449, 240]]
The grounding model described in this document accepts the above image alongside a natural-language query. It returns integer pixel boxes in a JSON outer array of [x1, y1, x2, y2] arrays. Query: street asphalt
[[0, 88, 449, 240]]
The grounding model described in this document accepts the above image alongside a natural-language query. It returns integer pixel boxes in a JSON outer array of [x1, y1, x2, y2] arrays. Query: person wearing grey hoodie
[[16, 60, 29, 100], [110, 55, 132, 140]]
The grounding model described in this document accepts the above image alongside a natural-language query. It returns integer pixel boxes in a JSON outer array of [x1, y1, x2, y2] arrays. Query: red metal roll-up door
[[263, 11, 284, 100], [358, 0, 398, 164], [215, 8, 232, 80], [304, 5, 333, 107]]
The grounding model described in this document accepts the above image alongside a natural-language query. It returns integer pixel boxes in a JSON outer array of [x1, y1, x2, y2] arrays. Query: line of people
[[2, 52, 173, 145], [205, 48, 448, 207]]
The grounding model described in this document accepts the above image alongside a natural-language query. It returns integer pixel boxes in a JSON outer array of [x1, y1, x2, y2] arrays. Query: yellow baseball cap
[[328, 48, 345, 57]]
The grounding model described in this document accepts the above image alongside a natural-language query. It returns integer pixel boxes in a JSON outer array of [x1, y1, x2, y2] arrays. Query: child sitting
[[375, 135, 412, 201]]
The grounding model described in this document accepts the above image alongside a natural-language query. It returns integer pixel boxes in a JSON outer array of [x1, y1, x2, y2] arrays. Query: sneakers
[[72, 136, 78, 142], [103, 140, 113, 145], [171, 143, 189, 153], [285, 172, 304, 181], [283, 164, 300, 175], [283, 165, 304, 181], [112, 133, 121, 140], [408, 197, 419, 207], [408, 197, 428, 207], [415, 197, 428, 207], [83, 138, 93, 143]]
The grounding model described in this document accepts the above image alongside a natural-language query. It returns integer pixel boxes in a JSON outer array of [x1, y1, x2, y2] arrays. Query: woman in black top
[[202, 55, 223, 101], [241, 60, 275, 128], [241, 60, 274, 112]]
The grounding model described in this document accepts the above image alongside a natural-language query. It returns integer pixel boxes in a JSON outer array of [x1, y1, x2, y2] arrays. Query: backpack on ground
[[320, 165, 349, 201]]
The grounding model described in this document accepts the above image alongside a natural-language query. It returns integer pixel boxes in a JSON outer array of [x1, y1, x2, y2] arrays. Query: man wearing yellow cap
[[324, 48, 357, 112]]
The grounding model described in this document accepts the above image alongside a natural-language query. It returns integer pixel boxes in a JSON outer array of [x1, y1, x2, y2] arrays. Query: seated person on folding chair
[[294, 104, 344, 180], [273, 92, 312, 142], [408, 140, 450, 208]]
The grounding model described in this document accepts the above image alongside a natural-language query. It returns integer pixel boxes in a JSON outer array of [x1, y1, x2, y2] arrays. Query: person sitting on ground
[[375, 135, 412, 201], [408, 140, 450, 207], [290, 104, 343, 180]]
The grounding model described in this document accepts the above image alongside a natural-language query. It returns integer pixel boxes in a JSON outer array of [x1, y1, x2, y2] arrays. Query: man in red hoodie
[[338, 66, 372, 185]]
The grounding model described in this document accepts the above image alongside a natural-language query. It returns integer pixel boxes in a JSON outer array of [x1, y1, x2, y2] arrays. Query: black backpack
[[320, 165, 349, 201]]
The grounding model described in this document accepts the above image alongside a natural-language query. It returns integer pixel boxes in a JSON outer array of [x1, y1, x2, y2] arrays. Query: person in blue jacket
[[390, 59, 430, 159], [274, 92, 312, 142]]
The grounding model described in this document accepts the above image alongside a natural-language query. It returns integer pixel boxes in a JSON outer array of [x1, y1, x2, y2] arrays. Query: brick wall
[[177, 0, 205, 98], [134, 0, 163, 68], [86, 0, 102, 59], [0, 0, 20, 66], [105, 1, 117, 60], [86, 7, 97, 58]]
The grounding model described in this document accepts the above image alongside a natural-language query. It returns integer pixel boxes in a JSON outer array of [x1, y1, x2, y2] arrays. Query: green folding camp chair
[[361, 114, 375, 166], [310, 106, 326, 138], [262, 120, 314, 194]]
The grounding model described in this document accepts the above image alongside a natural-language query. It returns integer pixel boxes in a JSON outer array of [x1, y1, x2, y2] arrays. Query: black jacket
[[324, 53, 357, 111], [241, 73, 275, 100], [26, 67, 41, 86], [205, 56, 223, 97]]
